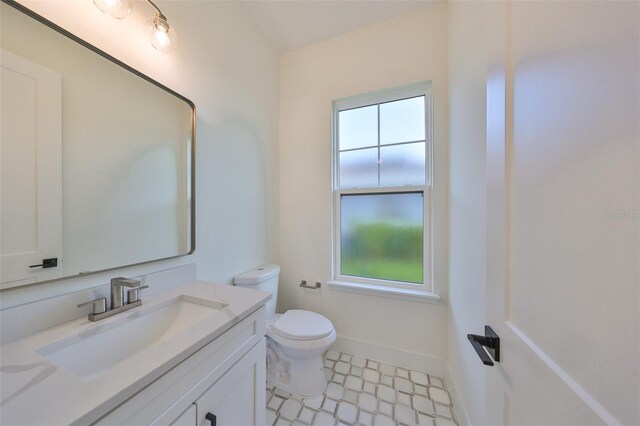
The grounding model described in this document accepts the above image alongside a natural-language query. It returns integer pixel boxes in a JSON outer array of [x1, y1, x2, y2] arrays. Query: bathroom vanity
[[0, 282, 270, 425]]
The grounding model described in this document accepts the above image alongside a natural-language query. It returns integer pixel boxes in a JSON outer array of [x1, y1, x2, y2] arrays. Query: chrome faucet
[[110, 277, 141, 309], [77, 277, 148, 322]]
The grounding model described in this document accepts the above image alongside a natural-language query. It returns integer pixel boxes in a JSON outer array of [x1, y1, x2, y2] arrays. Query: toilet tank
[[233, 264, 280, 318]]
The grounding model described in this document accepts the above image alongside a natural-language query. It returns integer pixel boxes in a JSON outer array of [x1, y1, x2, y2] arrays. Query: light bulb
[[93, 0, 132, 19], [145, 16, 177, 53]]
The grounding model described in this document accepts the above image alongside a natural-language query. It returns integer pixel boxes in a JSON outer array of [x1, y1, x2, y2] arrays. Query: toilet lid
[[271, 310, 334, 341]]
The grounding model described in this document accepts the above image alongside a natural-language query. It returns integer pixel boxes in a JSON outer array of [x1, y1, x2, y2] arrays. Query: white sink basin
[[36, 294, 227, 380]]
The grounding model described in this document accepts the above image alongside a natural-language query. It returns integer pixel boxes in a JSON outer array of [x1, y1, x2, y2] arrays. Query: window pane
[[380, 142, 426, 187], [380, 96, 425, 145], [339, 148, 378, 189], [339, 105, 377, 150], [340, 193, 423, 284]]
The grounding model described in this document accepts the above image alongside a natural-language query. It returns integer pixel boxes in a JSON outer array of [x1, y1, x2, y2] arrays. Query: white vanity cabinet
[[171, 405, 197, 426], [193, 340, 265, 426], [96, 306, 266, 426]]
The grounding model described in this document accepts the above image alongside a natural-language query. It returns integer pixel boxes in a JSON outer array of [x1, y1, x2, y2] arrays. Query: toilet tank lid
[[233, 264, 280, 285]]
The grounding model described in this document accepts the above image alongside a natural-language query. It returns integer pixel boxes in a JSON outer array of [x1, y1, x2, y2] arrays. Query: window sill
[[327, 280, 440, 304]]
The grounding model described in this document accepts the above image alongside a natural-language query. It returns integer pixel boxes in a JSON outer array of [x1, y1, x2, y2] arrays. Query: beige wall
[[278, 4, 449, 359], [1, 0, 278, 307]]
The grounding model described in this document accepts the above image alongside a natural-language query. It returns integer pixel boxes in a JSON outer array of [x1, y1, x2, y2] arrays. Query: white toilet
[[234, 264, 336, 398]]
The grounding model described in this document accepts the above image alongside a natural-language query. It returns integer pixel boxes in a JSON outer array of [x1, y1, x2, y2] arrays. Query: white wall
[[446, 2, 487, 424], [0, 0, 278, 308], [278, 4, 449, 360]]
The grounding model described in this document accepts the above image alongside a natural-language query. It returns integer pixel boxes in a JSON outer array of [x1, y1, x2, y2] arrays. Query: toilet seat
[[271, 310, 334, 341]]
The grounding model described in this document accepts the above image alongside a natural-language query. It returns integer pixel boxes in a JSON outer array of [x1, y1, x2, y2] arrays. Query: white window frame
[[329, 82, 439, 302]]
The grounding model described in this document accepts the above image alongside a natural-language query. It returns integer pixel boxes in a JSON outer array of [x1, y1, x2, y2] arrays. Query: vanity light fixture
[[93, 0, 177, 53], [93, 0, 132, 19]]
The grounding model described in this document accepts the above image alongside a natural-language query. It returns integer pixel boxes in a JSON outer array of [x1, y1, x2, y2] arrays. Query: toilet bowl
[[234, 265, 336, 398], [266, 310, 337, 397]]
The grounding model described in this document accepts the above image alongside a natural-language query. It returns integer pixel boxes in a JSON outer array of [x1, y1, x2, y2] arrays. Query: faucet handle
[[77, 297, 107, 315], [127, 285, 149, 304]]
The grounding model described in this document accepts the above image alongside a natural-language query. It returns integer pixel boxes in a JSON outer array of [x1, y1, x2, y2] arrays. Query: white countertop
[[0, 281, 270, 425]]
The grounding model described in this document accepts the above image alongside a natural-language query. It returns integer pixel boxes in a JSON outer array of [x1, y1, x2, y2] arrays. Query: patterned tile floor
[[265, 350, 459, 426]]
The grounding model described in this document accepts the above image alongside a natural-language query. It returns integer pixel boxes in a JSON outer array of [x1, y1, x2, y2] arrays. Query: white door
[[483, 1, 639, 425], [0, 49, 62, 288]]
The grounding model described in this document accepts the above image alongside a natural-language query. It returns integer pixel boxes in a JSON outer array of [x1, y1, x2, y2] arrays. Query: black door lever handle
[[29, 258, 58, 269], [467, 326, 500, 366]]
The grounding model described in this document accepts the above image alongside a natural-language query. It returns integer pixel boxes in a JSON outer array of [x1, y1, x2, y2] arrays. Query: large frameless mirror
[[0, 0, 195, 290]]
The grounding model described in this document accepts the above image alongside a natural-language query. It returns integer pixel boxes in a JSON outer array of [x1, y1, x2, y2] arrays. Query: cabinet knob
[[205, 412, 217, 426]]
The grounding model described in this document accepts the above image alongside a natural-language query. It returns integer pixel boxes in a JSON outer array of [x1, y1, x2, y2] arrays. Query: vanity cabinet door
[[195, 339, 265, 426], [170, 404, 196, 426]]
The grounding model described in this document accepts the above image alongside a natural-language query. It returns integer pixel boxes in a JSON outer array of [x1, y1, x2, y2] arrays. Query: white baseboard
[[331, 335, 447, 378]]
